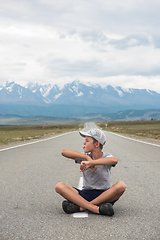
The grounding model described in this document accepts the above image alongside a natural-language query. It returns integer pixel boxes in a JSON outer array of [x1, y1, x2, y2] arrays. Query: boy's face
[[83, 136, 95, 153]]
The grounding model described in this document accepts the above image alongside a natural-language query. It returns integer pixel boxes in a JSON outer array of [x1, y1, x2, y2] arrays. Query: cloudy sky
[[0, 0, 160, 92]]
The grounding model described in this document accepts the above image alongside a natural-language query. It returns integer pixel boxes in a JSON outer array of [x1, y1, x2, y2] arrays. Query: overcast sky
[[0, 0, 160, 92]]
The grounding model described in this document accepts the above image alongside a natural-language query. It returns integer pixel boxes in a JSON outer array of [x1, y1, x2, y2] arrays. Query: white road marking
[[73, 211, 88, 218], [0, 131, 77, 152], [108, 131, 160, 148], [77, 176, 83, 190], [73, 177, 88, 218]]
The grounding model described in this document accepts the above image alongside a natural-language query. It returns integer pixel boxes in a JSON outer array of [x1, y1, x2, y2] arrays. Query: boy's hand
[[91, 165, 97, 172], [80, 161, 91, 172], [80, 160, 97, 172], [80, 161, 86, 172]]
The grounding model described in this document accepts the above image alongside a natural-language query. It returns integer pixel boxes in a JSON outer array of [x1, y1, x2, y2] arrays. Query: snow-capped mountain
[[0, 80, 159, 110]]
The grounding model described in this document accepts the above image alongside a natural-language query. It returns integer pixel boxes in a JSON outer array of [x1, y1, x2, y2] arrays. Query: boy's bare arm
[[94, 156, 118, 166], [80, 157, 118, 172], [61, 149, 91, 161]]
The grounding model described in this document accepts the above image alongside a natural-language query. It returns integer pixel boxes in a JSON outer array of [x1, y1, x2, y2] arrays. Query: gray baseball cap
[[79, 128, 106, 145]]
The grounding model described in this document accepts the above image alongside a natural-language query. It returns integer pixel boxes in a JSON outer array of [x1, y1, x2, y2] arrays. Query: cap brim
[[79, 131, 91, 138]]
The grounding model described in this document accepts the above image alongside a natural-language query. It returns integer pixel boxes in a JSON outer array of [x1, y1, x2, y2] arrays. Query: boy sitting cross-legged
[[55, 128, 126, 216]]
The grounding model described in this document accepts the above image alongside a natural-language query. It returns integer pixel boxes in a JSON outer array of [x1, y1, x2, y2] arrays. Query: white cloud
[[0, 0, 160, 93]]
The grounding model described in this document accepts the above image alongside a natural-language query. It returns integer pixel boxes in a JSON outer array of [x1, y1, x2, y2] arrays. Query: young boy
[[55, 128, 126, 216]]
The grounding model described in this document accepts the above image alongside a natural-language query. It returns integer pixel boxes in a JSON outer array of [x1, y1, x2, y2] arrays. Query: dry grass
[[97, 120, 160, 140], [0, 123, 84, 145]]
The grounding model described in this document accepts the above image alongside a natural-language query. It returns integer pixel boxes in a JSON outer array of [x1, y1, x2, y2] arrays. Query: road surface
[[0, 122, 160, 239]]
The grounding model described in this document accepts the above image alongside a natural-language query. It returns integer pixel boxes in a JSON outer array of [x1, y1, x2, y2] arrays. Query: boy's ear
[[95, 141, 100, 148]]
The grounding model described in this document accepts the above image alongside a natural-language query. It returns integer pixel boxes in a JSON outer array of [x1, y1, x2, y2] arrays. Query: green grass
[[0, 123, 84, 145], [97, 120, 160, 139]]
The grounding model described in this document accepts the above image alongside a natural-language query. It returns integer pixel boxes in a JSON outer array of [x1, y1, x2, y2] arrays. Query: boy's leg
[[55, 181, 126, 213], [90, 181, 126, 206], [55, 182, 99, 214]]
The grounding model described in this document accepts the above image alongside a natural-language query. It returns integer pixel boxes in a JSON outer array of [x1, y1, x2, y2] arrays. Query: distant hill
[[0, 80, 160, 120]]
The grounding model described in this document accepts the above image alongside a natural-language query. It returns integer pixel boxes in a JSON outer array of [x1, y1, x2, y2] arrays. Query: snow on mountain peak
[[1, 81, 14, 88], [122, 87, 133, 93], [146, 89, 153, 95], [5, 81, 15, 92], [0, 80, 159, 110], [54, 92, 62, 99], [72, 86, 84, 97], [69, 88, 73, 93], [40, 85, 53, 98], [114, 87, 123, 97]]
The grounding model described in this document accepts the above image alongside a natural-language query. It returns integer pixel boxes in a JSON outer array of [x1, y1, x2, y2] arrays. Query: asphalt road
[[0, 122, 160, 240]]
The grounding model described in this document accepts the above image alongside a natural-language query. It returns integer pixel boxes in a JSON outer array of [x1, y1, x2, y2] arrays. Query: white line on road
[[108, 131, 160, 148], [77, 176, 83, 190], [73, 177, 88, 218], [0, 131, 78, 152]]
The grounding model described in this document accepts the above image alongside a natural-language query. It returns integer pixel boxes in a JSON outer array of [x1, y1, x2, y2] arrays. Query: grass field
[[97, 120, 160, 140], [1, 120, 160, 146], [0, 123, 84, 145]]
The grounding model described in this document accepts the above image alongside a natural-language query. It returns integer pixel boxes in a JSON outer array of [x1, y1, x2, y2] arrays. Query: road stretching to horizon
[[0, 122, 160, 239]]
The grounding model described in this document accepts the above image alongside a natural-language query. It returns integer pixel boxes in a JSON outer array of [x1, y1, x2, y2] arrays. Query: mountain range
[[0, 80, 160, 120]]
